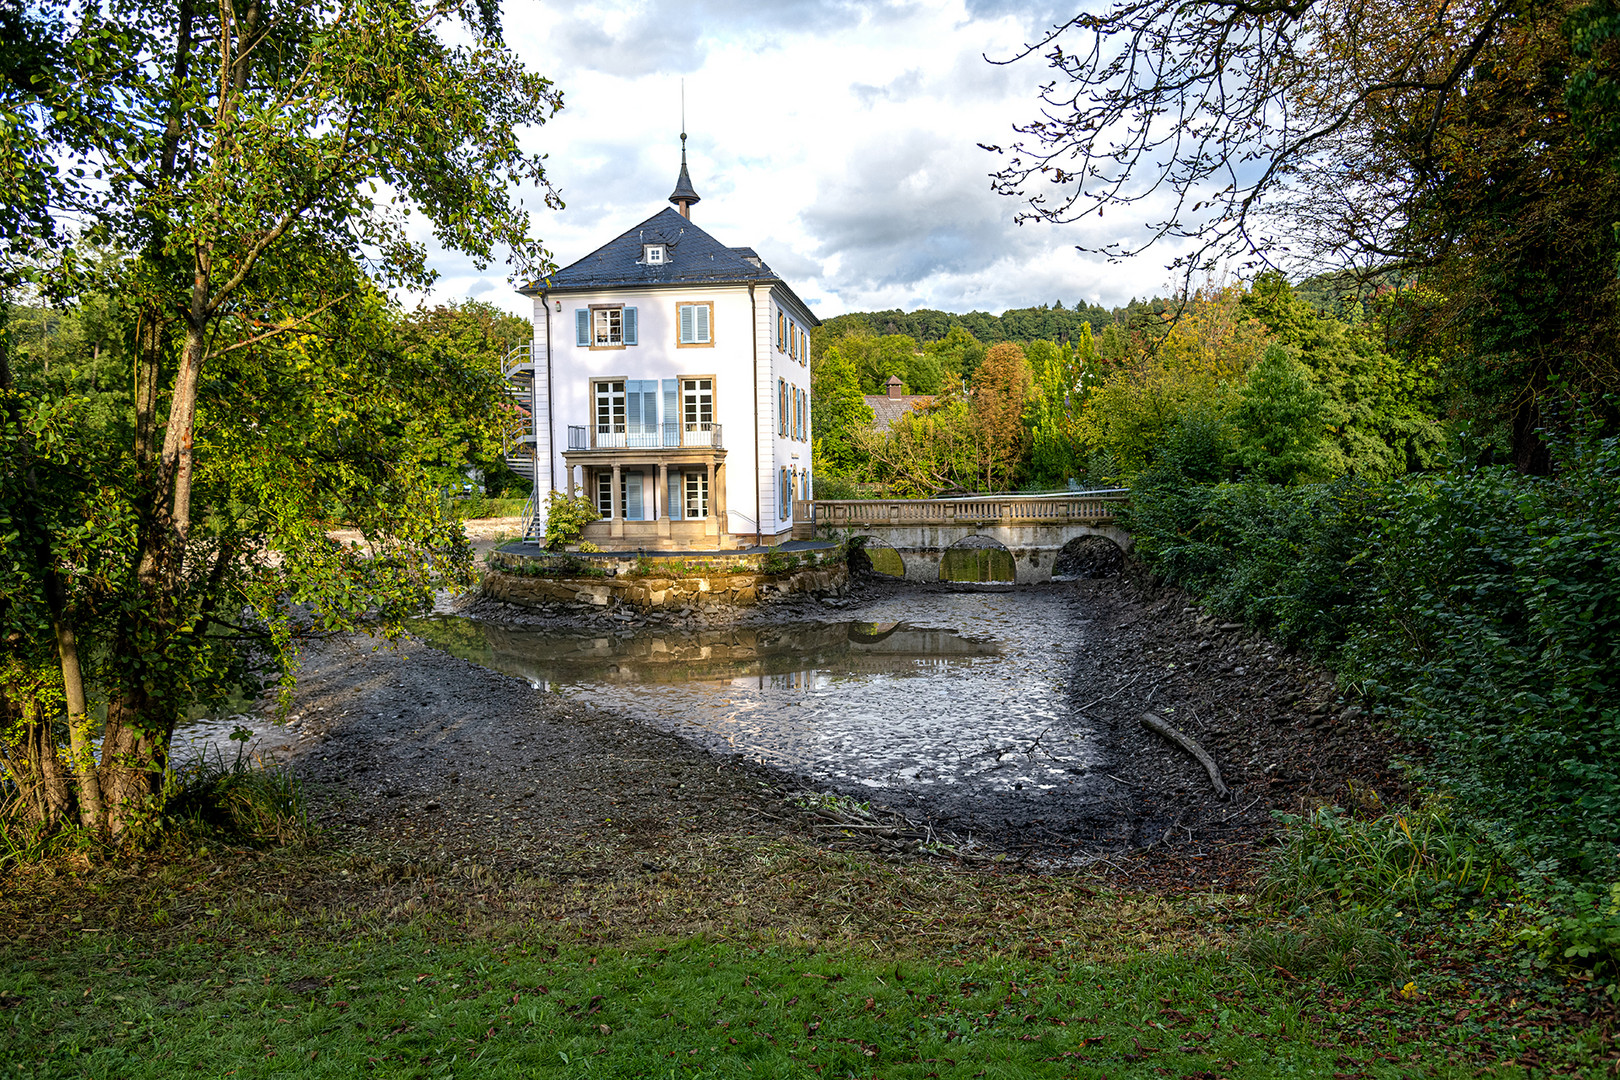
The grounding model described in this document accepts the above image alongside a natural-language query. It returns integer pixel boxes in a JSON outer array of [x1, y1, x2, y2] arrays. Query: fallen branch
[[1140, 712, 1230, 801]]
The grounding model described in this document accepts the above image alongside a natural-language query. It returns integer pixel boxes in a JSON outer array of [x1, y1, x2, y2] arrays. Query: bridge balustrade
[[812, 493, 1126, 527]]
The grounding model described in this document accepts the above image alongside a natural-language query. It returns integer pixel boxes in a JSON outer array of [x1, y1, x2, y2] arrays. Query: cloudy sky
[[422, 0, 1187, 320]]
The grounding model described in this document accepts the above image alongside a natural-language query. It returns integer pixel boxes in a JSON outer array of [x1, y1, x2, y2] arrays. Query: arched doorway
[[939, 535, 1015, 583]]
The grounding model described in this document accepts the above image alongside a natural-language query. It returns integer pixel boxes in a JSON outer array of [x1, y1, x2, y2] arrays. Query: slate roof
[[864, 393, 936, 430], [519, 208, 818, 320]]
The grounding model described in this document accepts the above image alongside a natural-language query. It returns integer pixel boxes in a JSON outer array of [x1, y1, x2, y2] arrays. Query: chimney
[[886, 375, 903, 399]]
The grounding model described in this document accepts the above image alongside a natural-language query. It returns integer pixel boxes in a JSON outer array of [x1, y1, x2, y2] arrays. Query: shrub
[[1260, 803, 1510, 916], [1128, 423, 1620, 878], [542, 490, 601, 550]]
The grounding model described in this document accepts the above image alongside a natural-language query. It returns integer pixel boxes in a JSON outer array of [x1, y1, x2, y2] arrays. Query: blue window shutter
[[624, 306, 638, 345], [679, 304, 694, 344], [668, 470, 682, 519], [662, 379, 678, 443], [696, 304, 710, 343], [575, 308, 589, 346], [626, 389, 641, 429], [626, 473, 643, 521]]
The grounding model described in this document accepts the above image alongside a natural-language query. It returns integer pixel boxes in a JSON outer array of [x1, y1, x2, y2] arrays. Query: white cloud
[[414, 0, 1186, 322]]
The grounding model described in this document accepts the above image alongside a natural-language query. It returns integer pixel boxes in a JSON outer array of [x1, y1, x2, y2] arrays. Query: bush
[[542, 490, 601, 550], [1260, 802, 1510, 916], [1128, 424, 1620, 879]]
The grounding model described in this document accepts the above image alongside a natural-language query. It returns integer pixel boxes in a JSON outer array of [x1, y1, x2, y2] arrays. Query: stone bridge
[[808, 492, 1130, 583]]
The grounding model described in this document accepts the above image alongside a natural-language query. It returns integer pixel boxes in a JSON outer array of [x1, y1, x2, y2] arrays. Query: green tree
[[1242, 273, 1445, 478], [922, 325, 987, 386], [1227, 345, 1330, 485], [863, 396, 979, 497], [1, 0, 561, 840], [810, 342, 875, 477], [971, 343, 1033, 490], [394, 301, 533, 496]]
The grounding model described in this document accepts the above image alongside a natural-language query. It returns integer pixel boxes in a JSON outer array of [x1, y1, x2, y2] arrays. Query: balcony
[[567, 423, 723, 451]]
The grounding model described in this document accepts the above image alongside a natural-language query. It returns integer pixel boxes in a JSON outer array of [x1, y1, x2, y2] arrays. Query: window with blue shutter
[[677, 302, 713, 345], [575, 308, 589, 346], [662, 379, 678, 446], [623, 306, 638, 345], [668, 470, 683, 520], [626, 380, 659, 438], [624, 472, 644, 521]]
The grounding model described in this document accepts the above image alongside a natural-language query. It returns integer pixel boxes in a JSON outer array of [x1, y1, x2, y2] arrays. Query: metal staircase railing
[[500, 342, 537, 483]]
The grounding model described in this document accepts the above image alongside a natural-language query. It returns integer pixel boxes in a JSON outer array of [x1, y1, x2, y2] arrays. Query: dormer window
[[644, 244, 666, 264]]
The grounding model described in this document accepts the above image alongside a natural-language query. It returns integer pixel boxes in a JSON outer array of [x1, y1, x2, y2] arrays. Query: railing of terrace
[[567, 423, 724, 451]]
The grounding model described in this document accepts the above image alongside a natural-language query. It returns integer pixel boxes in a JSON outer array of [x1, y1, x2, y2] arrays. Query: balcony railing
[[567, 423, 723, 451]]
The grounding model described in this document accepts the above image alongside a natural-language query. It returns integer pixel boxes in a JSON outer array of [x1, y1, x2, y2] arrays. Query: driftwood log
[[1140, 712, 1231, 801]]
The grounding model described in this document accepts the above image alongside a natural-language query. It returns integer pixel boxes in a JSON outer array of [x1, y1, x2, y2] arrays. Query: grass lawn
[[1, 834, 1601, 1079]]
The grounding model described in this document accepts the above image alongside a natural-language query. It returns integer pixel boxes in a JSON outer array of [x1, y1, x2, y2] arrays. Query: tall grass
[[1259, 803, 1509, 915], [164, 746, 314, 847]]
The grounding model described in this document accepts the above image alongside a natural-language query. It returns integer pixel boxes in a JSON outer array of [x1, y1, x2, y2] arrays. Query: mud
[[275, 569, 1413, 887]]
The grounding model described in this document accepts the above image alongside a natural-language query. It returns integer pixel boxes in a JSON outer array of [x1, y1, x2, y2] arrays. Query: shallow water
[[408, 591, 1107, 805]]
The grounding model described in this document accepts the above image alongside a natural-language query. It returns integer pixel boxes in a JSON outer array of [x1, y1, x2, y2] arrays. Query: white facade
[[521, 212, 816, 549]]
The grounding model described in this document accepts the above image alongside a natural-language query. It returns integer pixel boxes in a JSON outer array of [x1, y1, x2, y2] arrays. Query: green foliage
[[1341, 427, 1620, 877], [541, 491, 601, 550], [809, 341, 875, 478], [1568, 0, 1620, 171], [1260, 804, 1509, 917], [1239, 910, 1409, 989], [1129, 420, 1620, 885], [863, 395, 980, 496], [1124, 472, 1373, 653], [1228, 345, 1330, 484]]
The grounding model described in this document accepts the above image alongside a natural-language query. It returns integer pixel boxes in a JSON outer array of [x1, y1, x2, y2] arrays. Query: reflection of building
[[517, 137, 819, 550], [479, 621, 999, 686]]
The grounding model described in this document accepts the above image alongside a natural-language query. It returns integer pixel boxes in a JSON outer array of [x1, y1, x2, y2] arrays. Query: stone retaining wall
[[482, 561, 849, 613]]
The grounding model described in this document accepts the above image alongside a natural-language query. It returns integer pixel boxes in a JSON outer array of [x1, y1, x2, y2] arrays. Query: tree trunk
[[98, 691, 174, 839], [0, 694, 74, 828]]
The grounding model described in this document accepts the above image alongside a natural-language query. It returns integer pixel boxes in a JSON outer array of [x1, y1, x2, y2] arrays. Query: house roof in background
[[864, 393, 935, 430]]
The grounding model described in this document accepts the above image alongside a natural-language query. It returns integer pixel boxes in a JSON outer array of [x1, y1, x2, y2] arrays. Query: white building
[[514, 143, 818, 550]]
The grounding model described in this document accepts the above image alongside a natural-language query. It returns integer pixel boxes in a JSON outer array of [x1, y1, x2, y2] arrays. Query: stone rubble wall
[[482, 562, 849, 613]]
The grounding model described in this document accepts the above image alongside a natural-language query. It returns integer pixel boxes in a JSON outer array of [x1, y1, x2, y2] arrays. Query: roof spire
[[669, 83, 700, 219]]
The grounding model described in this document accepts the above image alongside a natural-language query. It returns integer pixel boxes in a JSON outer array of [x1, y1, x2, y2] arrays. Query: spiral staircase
[[500, 343, 545, 541]]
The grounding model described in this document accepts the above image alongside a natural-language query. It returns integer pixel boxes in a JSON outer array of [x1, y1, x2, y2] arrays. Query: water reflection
[[408, 592, 1106, 804], [407, 617, 1000, 689]]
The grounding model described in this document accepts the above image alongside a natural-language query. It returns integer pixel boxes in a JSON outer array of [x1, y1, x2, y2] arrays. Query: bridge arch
[[816, 492, 1131, 584], [1053, 534, 1126, 579], [939, 535, 1016, 583], [848, 535, 906, 578]]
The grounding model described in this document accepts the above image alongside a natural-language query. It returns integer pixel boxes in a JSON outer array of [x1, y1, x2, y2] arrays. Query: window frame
[[683, 470, 709, 519], [588, 304, 627, 350], [593, 378, 627, 436], [679, 376, 715, 430], [778, 378, 788, 437], [675, 300, 715, 348], [643, 244, 666, 264]]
